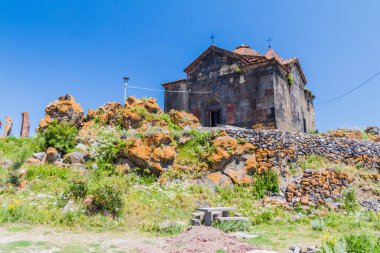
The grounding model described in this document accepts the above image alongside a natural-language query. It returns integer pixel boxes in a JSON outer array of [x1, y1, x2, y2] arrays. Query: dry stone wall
[[225, 128, 380, 170]]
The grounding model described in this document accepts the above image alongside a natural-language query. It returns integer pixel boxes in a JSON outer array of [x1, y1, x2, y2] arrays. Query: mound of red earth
[[164, 226, 260, 253]]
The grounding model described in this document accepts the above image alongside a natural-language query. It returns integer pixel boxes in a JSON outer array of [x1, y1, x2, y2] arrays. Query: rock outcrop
[[3, 116, 13, 137], [20, 112, 30, 137], [39, 94, 84, 131]]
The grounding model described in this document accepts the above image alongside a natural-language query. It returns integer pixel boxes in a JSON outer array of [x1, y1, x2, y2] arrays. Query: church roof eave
[[162, 78, 187, 88], [183, 45, 250, 73], [283, 58, 307, 84]]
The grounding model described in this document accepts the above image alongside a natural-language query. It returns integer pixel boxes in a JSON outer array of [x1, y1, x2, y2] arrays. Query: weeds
[[141, 220, 183, 235], [342, 188, 359, 213], [311, 218, 325, 231], [252, 169, 279, 199], [213, 220, 249, 232], [299, 155, 325, 170]]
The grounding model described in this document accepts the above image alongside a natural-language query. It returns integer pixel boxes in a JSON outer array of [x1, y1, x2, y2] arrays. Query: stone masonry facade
[[162, 44, 315, 132]]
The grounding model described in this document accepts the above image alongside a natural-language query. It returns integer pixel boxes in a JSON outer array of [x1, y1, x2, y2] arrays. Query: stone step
[[215, 217, 248, 221], [190, 218, 201, 226], [190, 212, 204, 218]]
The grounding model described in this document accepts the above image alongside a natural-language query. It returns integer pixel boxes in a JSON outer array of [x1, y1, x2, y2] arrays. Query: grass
[[0, 138, 380, 252]]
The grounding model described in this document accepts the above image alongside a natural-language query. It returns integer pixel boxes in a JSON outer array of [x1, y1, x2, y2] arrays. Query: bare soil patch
[[164, 226, 261, 253]]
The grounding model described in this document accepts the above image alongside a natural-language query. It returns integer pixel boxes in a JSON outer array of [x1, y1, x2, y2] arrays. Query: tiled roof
[[264, 48, 285, 63], [233, 44, 262, 57]]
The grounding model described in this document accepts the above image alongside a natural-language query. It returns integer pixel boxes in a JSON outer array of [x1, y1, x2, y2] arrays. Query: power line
[[128, 85, 212, 94], [129, 70, 380, 103], [317, 71, 380, 104]]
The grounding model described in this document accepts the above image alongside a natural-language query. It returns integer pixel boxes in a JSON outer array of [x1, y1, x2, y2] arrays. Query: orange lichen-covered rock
[[207, 172, 232, 187], [211, 136, 239, 170], [325, 129, 362, 140], [144, 98, 161, 114], [369, 135, 380, 142], [125, 96, 161, 114], [145, 132, 173, 147], [127, 139, 151, 168], [38, 94, 84, 131], [152, 146, 176, 165], [212, 136, 238, 151], [211, 147, 231, 170], [122, 130, 177, 175], [223, 167, 253, 185], [243, 155, 258, 174], [169, 110, 200, 129]]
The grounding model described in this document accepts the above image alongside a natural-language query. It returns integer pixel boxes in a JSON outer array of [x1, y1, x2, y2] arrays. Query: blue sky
[[1, 0, 379, 135]]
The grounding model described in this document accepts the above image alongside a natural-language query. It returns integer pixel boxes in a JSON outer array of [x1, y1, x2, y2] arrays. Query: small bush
[[286, 73, 294, 87], [6, 172, 20, 187], [299, 155, 325, 170], [252, 169, 279, 199], [87, 177, 124, 218], [320, 233, 380, 253], [177, 130, 213, 166], [342, 188, 359, 213], [36, 121, 78, 154], [213, 220, 249, 232], [89, 127, 125, 164], [141, 220, 183, 235], [311, 218, 325, 231]]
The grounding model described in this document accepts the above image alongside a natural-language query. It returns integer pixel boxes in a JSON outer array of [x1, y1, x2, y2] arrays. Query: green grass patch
[[0, 240, 33, 251]]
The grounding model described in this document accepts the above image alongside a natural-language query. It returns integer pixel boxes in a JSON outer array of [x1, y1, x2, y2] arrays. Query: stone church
[[162, 44, 315, 132]]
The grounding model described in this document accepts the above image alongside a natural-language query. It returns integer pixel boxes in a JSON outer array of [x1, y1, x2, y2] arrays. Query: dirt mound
[[165, 226, 259, 253]]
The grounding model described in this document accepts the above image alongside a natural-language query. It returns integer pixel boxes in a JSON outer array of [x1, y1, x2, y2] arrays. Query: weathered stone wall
[[164, 80, 189, 112], [225, 128, 380, 170], [274, 65, 315, 132]]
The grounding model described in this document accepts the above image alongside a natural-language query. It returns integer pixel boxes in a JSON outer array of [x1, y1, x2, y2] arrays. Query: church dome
[[233, 44, 262, 56]]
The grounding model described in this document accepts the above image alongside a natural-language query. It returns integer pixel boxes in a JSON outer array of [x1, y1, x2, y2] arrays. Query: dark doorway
[[303, 118, 307, 133], [209, 109, 221, 127]]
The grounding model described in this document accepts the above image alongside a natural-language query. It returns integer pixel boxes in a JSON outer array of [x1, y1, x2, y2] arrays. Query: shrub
[[213, 220, 249, 232], [36, 121, 78, 154], [177, 130, 213, 166], [299, 155, 325, 170], [320, 233, 380, 253], [89, 126, 125, 164], [252, 169, 279, 199], [6, 172, 20, 187], [68, 179, 88, 200], [286, 73, 294, 87], [342, 188, 359, 213], [87, 177, 124, 218], [311, 218, 325, 231], [141, 220, 183, 235]]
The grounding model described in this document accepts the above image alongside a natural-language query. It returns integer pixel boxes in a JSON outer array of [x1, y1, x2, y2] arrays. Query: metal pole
[[123, 76, 129, 105]]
